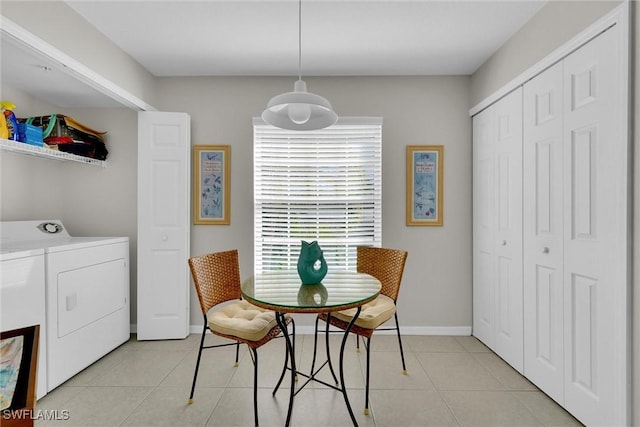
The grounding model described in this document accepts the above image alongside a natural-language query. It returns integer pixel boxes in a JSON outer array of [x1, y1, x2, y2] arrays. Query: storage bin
[[17, 123, 44, 147]]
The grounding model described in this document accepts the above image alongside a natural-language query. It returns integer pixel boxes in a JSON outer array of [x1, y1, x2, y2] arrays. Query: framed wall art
[[406, 145, 443, 226], [194, 145, 230, 225]]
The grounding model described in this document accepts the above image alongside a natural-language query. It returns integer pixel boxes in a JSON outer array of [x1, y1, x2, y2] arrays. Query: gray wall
[[154, 76, 472, 330], [1, 76, 473, 332], [1, 76, 473, 335]]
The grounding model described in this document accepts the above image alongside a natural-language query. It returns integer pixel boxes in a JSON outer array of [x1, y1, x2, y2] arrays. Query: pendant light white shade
[[262, 0, 337, 131], [262, 80, 338, 131]]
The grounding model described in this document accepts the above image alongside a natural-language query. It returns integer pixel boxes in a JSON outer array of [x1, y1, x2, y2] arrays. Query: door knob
[[500, 240, 507, 246], [162, 235, 168, 241], [542, 247, 550, 254]]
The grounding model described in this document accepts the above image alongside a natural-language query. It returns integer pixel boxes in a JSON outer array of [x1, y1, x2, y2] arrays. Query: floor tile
[[89, 349, 189, 387], [288, 387, 375, 427], [160, 348, 239, 388], [59, 345, 131, 387], [205, 387, 290, 427], [366, 334, 408, 353], [514, 391, 584, 426], [417, 352, 505, 391], [41, 386, 153, 426], [121, 386, 223, 427], [369, 389, 459, 426], [35, 386, 87, 411], [454, 336, 492, 353], [472, 352, 537, 390], [442, 390, 543, 427], [406, 335, 467, 353], [226, 339, 293, 390], [363, 351, 436, 391], [122, 334, 202, 351]]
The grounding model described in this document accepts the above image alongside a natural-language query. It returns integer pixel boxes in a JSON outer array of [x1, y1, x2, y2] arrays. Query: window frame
[[253, 117, 382, 273]]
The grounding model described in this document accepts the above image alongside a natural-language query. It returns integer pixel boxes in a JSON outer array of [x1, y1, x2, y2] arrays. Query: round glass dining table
[[241, 270, 381, 427], [241, 269, 381, 313]]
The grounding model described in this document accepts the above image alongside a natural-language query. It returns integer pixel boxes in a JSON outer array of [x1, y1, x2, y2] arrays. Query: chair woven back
[[188, 250, 242, 315], [356, 246, 408, 301]]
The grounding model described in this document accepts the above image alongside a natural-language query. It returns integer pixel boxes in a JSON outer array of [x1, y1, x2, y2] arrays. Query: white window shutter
[[253, 117, 382, 273]]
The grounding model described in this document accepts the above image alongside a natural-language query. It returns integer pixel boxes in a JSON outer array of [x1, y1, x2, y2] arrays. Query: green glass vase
[[296, 240, 328, 285]]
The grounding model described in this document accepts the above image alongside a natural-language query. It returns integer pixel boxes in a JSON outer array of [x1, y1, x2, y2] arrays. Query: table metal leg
[[324, 315, 339, 384], [275, 312, 295, 427], [275, 308, 361, 427], [339, 306, 362, 427]]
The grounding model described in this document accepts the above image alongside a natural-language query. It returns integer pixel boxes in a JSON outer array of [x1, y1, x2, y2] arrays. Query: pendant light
[[262, 0, 337, 130]]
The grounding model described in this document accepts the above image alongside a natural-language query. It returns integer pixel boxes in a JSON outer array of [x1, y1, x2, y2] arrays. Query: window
[[253, 117, 382, 273]]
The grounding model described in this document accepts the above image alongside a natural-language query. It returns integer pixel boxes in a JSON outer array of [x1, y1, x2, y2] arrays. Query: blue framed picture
[[193, 145, 230, 225], [406, 145, 443, 226]]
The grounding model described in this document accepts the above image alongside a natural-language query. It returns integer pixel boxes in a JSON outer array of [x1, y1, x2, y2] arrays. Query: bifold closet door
[[472, 106, 495, 348], [472, 88, 523, 372], [562, 27, 627, 426], [137, 111, 191, 340], [523, 61, 565, 404], [491, 88, 523, 373]]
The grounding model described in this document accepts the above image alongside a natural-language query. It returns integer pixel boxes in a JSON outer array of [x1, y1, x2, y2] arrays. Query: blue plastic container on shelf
[[17, 123, 44, 147]]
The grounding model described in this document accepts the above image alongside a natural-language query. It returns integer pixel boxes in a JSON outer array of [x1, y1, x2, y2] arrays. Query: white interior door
[[472, 106, 495, 348], [137, 111, 191, 340], [562, 27, 628, 426], [523, 61, 565, 403], [492, 88, 524, 373]]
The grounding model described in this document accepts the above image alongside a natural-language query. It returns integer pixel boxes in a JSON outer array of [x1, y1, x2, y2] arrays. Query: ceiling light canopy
[[262, 0, 337, 131]]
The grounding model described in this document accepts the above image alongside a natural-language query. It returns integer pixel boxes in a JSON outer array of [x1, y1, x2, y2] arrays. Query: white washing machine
[[0, 220, 130, 392], [0, 246, 48, 399]]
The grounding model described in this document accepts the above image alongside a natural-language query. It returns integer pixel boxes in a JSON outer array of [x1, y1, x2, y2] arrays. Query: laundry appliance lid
[[0, 220, 128, 253], [0, 247, 44, 262]]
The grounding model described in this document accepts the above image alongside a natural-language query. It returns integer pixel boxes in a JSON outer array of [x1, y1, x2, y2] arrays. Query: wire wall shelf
[[0, 139, 106, 167]]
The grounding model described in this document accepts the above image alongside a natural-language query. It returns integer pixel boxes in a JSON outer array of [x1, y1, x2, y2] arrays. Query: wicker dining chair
[[315, 246, 408, 415], [187, 250, 293, 427]]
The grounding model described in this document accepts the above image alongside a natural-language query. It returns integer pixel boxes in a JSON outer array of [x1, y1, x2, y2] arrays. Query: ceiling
[[1, 0, 547, 108]]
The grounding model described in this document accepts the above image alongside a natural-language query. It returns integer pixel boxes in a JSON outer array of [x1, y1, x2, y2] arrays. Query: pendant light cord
[[298, 0, 302, 81]]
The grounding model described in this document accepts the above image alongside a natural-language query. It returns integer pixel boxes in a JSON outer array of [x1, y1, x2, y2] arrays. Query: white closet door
[[137, 111, 191, 340], [562, 27, 627, 426], [492, 88, 524, 372], [472, 106, 495, 348], [523, 61, 565, 402]]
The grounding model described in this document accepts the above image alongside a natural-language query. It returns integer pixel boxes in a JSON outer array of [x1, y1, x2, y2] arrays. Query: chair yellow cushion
[[207, 300, 279, 342], [332, 294, 396, 330]]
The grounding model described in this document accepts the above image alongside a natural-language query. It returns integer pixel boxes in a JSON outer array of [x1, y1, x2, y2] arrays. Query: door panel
[[523, 61, 564, 403], [137, 112, 191, 340], [472, 107, 495, 348], [492, 88, 523, 373], [562, 27, 626, 426]]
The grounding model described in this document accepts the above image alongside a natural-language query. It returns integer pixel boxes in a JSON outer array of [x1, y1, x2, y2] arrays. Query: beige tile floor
[[35, 333, 584, 426]]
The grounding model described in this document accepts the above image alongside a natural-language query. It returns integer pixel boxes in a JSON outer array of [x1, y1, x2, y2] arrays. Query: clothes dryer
[[0, 220, 130, 392]]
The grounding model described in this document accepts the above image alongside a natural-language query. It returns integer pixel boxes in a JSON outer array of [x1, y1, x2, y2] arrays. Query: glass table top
[[241, 270, 381, 313]]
